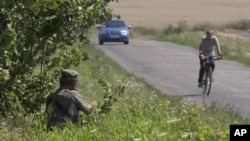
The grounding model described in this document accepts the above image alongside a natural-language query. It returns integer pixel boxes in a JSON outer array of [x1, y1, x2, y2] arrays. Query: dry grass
[[108, 0, 250, 28]]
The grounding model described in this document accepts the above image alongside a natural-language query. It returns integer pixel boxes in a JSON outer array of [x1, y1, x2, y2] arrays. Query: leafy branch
[[0, 0, 116, 117], [89, 79, 125, 125]]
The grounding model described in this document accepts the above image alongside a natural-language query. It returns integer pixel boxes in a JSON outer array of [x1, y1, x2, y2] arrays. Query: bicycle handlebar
[[202, 54, 222, 61]]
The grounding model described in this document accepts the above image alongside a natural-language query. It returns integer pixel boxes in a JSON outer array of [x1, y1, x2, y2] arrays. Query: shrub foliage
[[0, 0, 117, 117]]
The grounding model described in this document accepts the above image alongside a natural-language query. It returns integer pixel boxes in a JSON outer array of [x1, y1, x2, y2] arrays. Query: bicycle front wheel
[[203, 67, 212, 95]]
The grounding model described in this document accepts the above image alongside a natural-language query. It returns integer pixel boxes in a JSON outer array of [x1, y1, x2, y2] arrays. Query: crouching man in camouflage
[[46, 69, 94, 130]]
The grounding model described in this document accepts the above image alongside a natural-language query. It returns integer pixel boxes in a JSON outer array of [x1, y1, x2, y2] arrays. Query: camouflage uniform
[[46, 69, 93, 130]]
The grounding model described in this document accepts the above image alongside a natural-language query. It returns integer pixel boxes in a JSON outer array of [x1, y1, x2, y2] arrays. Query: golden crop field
[[108, 0, 250, 28]]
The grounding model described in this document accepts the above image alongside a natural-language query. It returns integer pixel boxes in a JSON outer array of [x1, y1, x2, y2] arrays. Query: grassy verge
[[1, 20, 250, 140], [1, 40, 250, 141]]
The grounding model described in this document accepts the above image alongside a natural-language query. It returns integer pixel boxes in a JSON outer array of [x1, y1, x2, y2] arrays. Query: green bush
[[226, 19, 250, 30], [164, 21, 189, 35], [192, 22, 224, 32]]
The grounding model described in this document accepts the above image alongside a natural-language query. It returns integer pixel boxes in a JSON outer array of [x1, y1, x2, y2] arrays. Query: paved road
[[90, 38, 250, 117]]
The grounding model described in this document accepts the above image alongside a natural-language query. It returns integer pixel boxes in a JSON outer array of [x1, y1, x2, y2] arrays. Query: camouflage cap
[[60, 69, 79, 81]]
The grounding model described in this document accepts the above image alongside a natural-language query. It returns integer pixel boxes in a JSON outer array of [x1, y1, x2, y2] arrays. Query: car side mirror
[[127, 25, 132, 29]]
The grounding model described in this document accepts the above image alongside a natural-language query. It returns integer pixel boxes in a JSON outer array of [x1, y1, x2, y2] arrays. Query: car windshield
[[103, 20, 126, 28]]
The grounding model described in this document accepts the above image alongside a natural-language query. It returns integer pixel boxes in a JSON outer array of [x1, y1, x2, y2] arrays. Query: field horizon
[[108, 0, 250, 28]]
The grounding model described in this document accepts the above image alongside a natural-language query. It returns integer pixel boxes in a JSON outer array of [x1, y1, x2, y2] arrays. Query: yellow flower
[[200, 137, 205, 141], [159, 101, 163, 106]]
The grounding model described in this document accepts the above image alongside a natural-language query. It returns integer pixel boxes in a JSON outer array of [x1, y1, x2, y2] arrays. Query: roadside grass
[[1, 39, 250, 141], [1, 20, 250, 140]]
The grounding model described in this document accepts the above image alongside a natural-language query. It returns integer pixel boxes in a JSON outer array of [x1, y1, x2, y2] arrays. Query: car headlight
[[121, 30, 128, 35]]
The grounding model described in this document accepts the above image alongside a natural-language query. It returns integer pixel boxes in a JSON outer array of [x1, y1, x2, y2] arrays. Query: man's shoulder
[[46, 90, 60, 105], [47, 89, 61, 97], [201, 36, 208, 41], [47, 89, 81, 100], [63, 89, 79, 94], [211, 35, 218, 40], [58, 89, 82, 98], [47, 89, 73, 98]]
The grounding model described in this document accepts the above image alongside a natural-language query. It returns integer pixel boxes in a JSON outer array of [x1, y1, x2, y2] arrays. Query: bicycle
[[201, 54, 221, 95]]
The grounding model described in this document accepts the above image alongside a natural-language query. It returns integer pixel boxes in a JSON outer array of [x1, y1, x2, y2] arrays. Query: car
[[97, 18, 131, 45]]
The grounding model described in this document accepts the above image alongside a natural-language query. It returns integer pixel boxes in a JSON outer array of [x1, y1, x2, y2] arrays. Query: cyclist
[[198, 30, 222, 88]]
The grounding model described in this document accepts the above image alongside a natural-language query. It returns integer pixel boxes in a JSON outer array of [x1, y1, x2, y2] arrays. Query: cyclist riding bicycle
[[198, 30, 222, 88]]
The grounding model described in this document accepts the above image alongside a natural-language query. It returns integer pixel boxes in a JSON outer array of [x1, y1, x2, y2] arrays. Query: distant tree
[[0, 0, 117, 117]]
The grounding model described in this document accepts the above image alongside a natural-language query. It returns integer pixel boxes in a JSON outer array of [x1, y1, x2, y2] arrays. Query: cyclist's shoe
[[198, 82, 202, 88]]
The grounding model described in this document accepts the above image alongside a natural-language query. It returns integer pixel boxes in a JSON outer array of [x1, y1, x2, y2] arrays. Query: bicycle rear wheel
[[202, 68, 212, 95]]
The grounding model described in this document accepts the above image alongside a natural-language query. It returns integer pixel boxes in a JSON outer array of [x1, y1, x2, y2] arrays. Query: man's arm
[[199, 38, 204, 58], [216, 45, 222, 56], [215, 37, 222, 58], [73, 91, 94, 115], [199, 45, 203, 55]]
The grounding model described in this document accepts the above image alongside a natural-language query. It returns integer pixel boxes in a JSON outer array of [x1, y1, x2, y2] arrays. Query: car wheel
[[124, 41, 129, 45]]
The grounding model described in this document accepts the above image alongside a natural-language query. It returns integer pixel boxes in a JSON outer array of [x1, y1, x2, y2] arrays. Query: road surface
[[90, 38, 250, 117]]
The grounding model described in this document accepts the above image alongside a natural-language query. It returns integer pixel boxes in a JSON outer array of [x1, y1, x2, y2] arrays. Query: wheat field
[[108, 0, 250, 28]]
